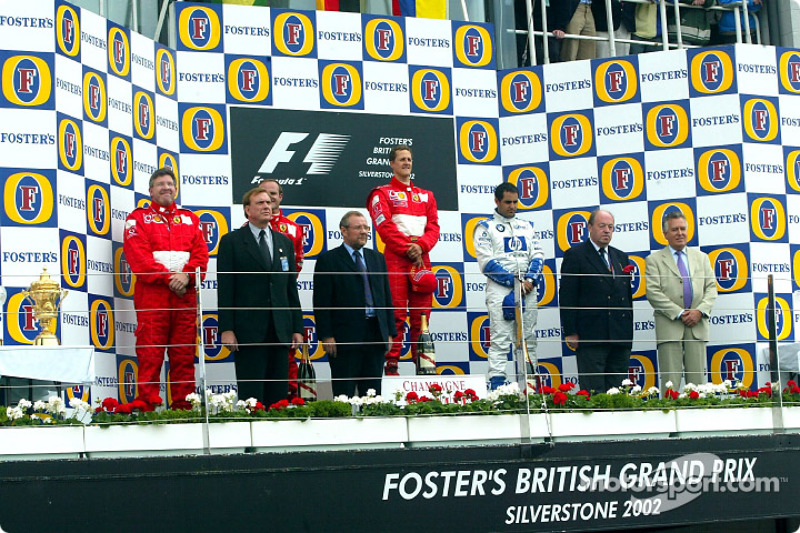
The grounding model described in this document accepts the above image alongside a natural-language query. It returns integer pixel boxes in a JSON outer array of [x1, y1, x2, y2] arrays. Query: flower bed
[[2, 380, 800, 427]]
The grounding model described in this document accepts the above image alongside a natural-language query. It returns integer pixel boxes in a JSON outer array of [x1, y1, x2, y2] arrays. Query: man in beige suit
[[645, 211, 717, 393]]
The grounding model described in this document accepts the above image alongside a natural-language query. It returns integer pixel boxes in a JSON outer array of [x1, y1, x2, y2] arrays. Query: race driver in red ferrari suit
[[259, 179, 304, 398], [367, 145, 440, 375], [124, 167, 209, 410]]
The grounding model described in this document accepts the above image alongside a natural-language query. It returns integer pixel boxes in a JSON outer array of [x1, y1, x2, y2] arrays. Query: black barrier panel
[[1, 435, 799, 532], [229, 107, 458, 210]]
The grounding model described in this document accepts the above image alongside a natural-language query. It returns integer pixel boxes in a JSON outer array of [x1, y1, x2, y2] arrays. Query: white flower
[[631, 385, 642, 394], [30, 414, 40, 421], [621, 378, 633, 387], [646, 386, 660, 397], [606, 387, 621, 395], [684, 383, 696, 391], [33, 401, 47, 412], [665, 381, 674, 390], [17, 399, 32, 410], [723, 380, 732, 388], [46, 396, 66, 416], [6, 407, 24, 420], [366, 389, 377, 398], [43, 417, 54, 424], [349, 396, 363, 406], [334, 394, 350, 403], [69, 398, 92, 413], [185, 392, 202, 408]]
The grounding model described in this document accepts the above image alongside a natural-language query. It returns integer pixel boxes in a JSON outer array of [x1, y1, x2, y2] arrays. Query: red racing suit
[[271, 210, 304, 396], [123, 201, 209, 409], [367, 177, 439, 372]]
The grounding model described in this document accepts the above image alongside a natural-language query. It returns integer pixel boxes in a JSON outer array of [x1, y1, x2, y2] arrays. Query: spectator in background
[[716, 0, 761, 43], [629, 0, 660, 54], [593, 0, 629, 57], [667, 0, 715, 47], [553, 0, 597, 62]]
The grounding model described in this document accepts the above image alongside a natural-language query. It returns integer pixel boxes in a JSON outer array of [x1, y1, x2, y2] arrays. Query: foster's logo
[[61, 231, 87, 291], [201, 313, 230, 362], [110, 134, 133, 187], [82, 69, 107, 124], [453, 23, 494, 68], [302, 314, 324, 360], [1, 53, 53, 108], [363, 17, 404, 62], [227, 56, 271, 104], [320, 61, 363, 109], [555, 209, 591, 254], [689, 49, 735, 95], [133, 90, 155, 141], [537, 261, 556, 307], [696, 147, 742, 194], [705, 246, 750, 293], [432, 264, 465, 311], [628, 255, 647, 300], [628, 352, 657, 391], [533, 360, 564, 389], [710, 346, 754, 389], [114, 245, 135, 298], [787, 148, 800, 193], [458, 118, 498, 164], [107, 25, 130, 78], [90, 296, 115, 352], [410, 67, 451, 114], [285, 209, 326, 259], [756, 295, 792, 341], [467, 312, 491, 361], [180, 104, 226, 153], [549, 112, 594, 159], [749, 195, 786, 242], [644, 102, 690, 149], [118, 358, 138, 402], [778, 50, 800, 94], [56, 4, 80, 58], [593, 59, 638, 105], [155, 47, 176, 97], [178, 5, 222, 52], [86, 182, 111, 237], [2, 170, 56, 226], [505, 165, 550, 210], [599, 155, 644, 202], [194, 208, 230, 256], [461, 214, 486, 261], [273, 11, 315, 57], [499, 68, 543, 115], [58, 115, 83, 173], [5, 288, 57, 345], [742, 96, 779, 143]]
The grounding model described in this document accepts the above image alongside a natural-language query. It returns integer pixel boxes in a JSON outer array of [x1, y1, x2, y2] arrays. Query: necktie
[[599, 248, 611, 271], [354, 250, 374, 317], [258, 229, 271, 266], [676, 250, 693, 307]]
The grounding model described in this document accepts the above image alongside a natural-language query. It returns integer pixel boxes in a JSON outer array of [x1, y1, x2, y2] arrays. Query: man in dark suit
[[559, 209, 633, 393], [313, 211, 396, 397], [218, 188, 303, 406]]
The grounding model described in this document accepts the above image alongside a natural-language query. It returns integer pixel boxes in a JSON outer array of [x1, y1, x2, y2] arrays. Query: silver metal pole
[[155, 0, 171, 42], [672, 0, 684, 49], [658, 0, 669, 50], [196, 267, 210, 455], [525, 0, 536, 66], [604, 0, 617, 56], [742, 0, 752, 43], [460, 0, 469, 21], [540, 0, 550, 64], [734, 6, 742, 43]]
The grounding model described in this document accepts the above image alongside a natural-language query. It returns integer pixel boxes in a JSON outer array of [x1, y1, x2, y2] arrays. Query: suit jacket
[[313, 245, 396, 350], [645, 246, 717, 343], [217, 226, 302, 345], [592, 0, 623, 32], [559, 240, 633, 347], [553, 0, 582, 32]]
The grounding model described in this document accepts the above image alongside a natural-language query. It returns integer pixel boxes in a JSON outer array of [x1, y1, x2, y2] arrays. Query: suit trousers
[[657, 327, 707, 394], [329, 317, 385, 398], [560, 3, 596, 62], [234, 329, 289, 407], [576, 344, 631, 394]]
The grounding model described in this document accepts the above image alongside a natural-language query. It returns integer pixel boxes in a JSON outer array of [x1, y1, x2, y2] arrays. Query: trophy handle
[[56, 289, 69, 312]]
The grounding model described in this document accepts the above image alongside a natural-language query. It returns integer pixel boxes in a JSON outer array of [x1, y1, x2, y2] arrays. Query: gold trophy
[[22, 269, 68, 346]]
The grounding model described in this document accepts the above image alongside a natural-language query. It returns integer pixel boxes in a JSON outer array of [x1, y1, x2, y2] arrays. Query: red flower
[[576, 390, 590, 398], [129, 399, 148, 410], [428, 384, 443, 394], [254, 401, 265, 411], [688, 390, 700, 399], [787, 380, 797, 388], [417, 396, 433, 403], [552, 392, 568, 406], [558, 383, 575, 392], [666, 389, 679, 400], [405, 391, 419, 403], [114, 403, 133, 414], [453, 391, 464, 401], [464, 389, 477, 397], [539, 386, 555, 394], [290, 397, 305, 406], [101, 397, 120, 411], [269, 399, 290, 411]]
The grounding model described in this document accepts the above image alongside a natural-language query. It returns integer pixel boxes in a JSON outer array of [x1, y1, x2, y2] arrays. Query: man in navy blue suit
[[313, 211, 396, 397], [559, 209, 633, 393]]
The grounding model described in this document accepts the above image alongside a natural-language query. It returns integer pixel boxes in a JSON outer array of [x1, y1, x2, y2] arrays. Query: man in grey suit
[[645, 211, 717, 393], [218, 188, 303, 406], [313, 211, 395, 397]]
